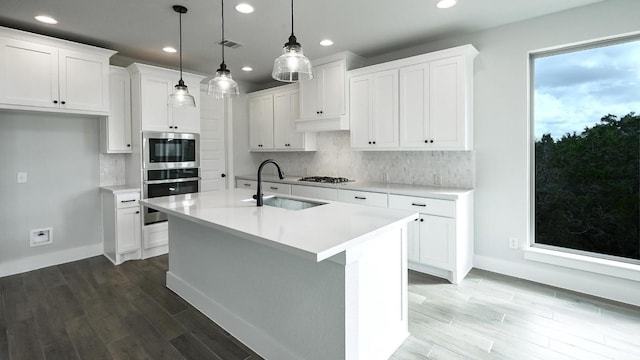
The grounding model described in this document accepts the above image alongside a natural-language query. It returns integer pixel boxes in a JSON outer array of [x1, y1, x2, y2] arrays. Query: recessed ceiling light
[[320, 39, 334, 47], [235, 3, 254, 14], [35, 15, 58, 24], [242, 66, 253, 72], [162, 46, 177, 53], [436, 0, 457, 9]]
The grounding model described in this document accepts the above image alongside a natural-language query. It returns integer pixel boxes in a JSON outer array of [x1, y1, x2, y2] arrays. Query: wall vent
[[217, 40, 243, 49]]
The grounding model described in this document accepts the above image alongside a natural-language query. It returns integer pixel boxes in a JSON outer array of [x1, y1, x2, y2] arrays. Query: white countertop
[[139, 189, 418, 262], [236, 175, 473, 200], [100, 185, 141, 194]]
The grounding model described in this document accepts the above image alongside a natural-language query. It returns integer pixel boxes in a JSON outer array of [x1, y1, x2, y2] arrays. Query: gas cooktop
[[298, 176, 354, 184]]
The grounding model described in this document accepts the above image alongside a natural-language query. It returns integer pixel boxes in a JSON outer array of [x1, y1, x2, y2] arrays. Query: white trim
[[524, 247, 640, 282], [0, 243, 102, 277], [474, 254, 640, 307]]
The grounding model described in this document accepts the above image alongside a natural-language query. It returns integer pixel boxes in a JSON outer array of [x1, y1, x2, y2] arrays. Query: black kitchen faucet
[[254, 159, 285, 206]]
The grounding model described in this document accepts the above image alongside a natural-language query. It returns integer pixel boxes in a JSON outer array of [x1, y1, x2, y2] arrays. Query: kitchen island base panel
[[166, 215, 408, 360]]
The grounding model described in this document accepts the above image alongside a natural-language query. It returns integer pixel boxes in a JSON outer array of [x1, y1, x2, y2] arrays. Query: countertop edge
[[100, 185, 141, 194]]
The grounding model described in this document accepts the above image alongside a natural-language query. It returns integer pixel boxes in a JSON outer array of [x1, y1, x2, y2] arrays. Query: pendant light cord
[[221, 0, 225, 64], [179, 10, 184, 80], [290, 0, 294, 36]]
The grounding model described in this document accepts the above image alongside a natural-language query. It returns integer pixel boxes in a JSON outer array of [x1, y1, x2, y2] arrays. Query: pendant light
[[272, 0, 313, 82], [207, 0, 240, 99], [169, 5, 196, 107]]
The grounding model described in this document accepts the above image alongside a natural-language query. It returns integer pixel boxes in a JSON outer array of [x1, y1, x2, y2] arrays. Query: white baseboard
[[473, 254, 640, 307], [0, 243, 102, 277], [166, 271, 300, 360]]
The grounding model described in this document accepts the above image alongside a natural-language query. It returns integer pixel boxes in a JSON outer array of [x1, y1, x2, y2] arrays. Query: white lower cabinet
[[102, 190, 142, 265], [236, 179, 257, 190], [262, 182, 291, 195], [389, 193, 473, 284], [337, 189, 388, 207], [291, 185, 338, 201], [142, 221, 169, 259]]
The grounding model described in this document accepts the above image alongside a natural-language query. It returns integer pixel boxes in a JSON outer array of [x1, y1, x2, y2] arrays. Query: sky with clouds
[[533, 39, 640, 140]]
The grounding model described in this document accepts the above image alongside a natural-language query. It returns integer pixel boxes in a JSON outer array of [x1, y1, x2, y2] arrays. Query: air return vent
[[217, 40, 243, 49]]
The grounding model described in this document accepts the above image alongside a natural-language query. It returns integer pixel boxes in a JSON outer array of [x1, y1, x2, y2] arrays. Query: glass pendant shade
[[169, 5, 195, 108], [272, 37, 313, 82], [169, 80, 196, 107], [207, 64, 239, 99], [272, 0, 313, 83], [208, 0, 240, 98]]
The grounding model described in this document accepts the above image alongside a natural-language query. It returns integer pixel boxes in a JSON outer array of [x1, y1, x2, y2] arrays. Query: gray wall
[[0, 112, 102, 265]]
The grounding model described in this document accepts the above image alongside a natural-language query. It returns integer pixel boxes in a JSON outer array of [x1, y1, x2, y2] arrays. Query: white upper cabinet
[[400, 56, 467, 149], [296, 52, 364, 132], [249, 93, 274, 150], [100, 66, 132, 153], [349, 44, 478, 151], [248, 84, 316, 152], [128, 63, 204, 133], [350, 69, 399, 150], [0, 27, 114, 115]]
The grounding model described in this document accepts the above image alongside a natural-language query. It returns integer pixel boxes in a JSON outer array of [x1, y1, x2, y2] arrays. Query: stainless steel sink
[[244, 196, 327, 210]]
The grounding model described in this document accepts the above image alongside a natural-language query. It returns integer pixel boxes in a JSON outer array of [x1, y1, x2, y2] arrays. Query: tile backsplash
[[250, 131, 475, 188], [99, 153, 126, 186]]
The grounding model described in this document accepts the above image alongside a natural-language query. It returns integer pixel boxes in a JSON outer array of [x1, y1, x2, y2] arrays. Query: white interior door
[[200, 90, 227, 192]]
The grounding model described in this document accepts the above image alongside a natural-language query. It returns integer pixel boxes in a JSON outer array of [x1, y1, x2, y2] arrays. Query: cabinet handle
[[270, 187, 279, 190], [420, 219, 424, 222], [319, 110, 323, 114], [127, 144, 131, 147], [368, 141, 372, 145], [372, 141, 376, 145], [175, 126, 178, 129], [244, 183, 251, 187], [354, 196, 366, 200], [424, 140, 428, 143], [430, 140, 434, 143], [53, 100, 58, 104], [411, 203, 427, 207], [61, 101, 66, 105], [135, 211, 140, 214], [120, 199, 136, 203], [221, 173, 226, 178]]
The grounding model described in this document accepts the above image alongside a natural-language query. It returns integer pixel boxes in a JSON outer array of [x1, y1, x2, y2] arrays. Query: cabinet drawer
[[236, 179, 257, 190], [263, 182, 291, 195], [116, 192, 140, 208], [291, 185, 338, 201], [337, 189, 387, 208], [388, 194, 455, 218]]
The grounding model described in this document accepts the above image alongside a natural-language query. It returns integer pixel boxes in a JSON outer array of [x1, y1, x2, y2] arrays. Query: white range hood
[[295, 115, 349, 132]]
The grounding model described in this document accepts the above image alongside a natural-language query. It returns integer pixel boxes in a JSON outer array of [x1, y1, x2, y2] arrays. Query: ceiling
[[0, 0, 604, 85]]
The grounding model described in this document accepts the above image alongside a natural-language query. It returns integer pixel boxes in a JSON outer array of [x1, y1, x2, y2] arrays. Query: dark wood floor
[[2, 255, 640, 360], [0, 255, 263, 360]]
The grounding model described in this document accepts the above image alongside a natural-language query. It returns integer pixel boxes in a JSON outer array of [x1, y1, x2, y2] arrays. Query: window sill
[[524, 247, 640, 282]]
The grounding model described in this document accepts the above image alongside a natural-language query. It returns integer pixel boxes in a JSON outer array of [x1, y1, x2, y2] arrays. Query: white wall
[[364, 0, 640, 305], [0, 112, 104, 276]]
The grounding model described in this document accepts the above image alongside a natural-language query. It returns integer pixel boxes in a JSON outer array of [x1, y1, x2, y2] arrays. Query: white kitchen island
[[140, 189, 418, 360]]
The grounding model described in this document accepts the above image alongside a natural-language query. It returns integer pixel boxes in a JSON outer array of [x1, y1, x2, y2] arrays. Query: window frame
[[527, 31, 640, 267]]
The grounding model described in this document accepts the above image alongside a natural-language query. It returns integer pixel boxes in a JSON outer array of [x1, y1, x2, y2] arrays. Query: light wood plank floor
[[1, 255, 639, 359]]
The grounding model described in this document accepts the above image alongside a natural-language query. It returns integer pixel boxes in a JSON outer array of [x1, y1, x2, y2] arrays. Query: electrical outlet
[[433, 174, 442, 186], [509, 237, 519, 249]]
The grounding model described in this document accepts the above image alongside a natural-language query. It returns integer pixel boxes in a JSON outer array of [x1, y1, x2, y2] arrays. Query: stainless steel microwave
[[142, 132, 200, 170]]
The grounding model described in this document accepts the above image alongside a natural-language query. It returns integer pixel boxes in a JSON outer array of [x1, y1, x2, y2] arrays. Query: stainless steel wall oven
[[143, 132, 199, 170], [143, 168, 200, 225]]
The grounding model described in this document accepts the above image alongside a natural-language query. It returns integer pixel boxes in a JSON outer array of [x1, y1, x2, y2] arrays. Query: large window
[[532, 36, 640, 263]]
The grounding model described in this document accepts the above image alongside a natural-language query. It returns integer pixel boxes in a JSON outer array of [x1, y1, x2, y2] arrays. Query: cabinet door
[[249, 95, 274, 150], [318, 60, 345, 117], [399, 63, 429, 148], [58, 49, 109, 112], [140, 76, 172, 131], [429, 56, 464, 149], [349, 74, 372, 149], [116, 206, 141, 254], [273, 89, 303, 149], [419, 215, 455, 270], [0, 38, 58, 108], [407, 219, 421, 263], [370, 69, 398, 148], [299, 73, 319, 119], [104, 67, 131, 153]]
